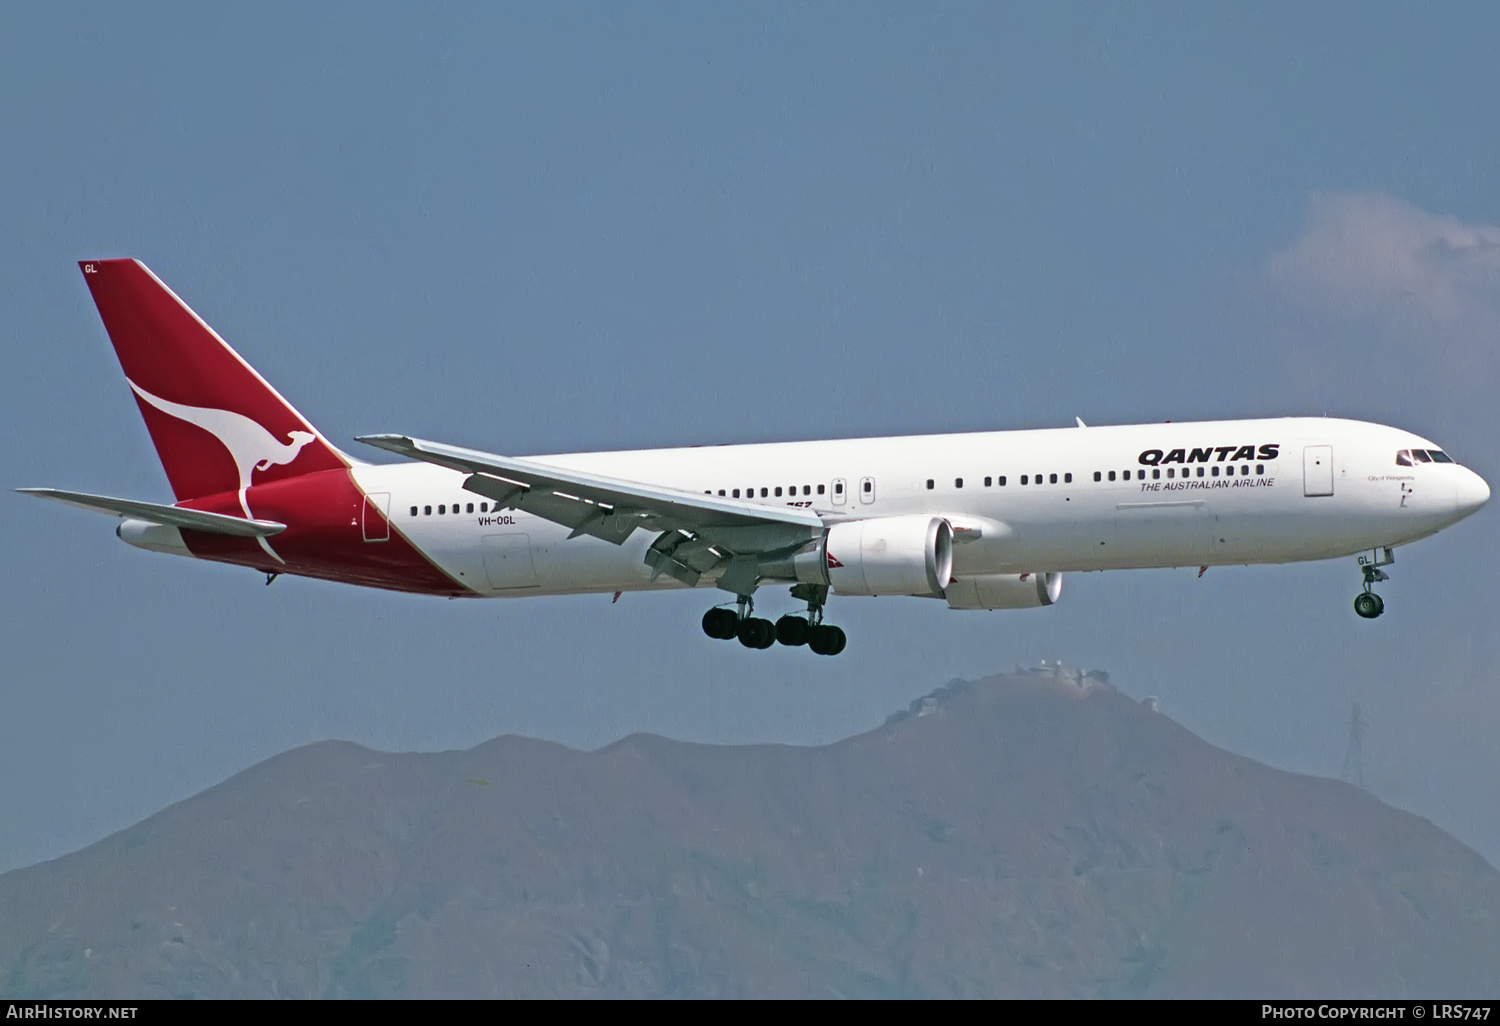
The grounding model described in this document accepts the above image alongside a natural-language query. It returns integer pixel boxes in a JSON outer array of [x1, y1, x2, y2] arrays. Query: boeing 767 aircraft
[[20, 260, 1490, 655]]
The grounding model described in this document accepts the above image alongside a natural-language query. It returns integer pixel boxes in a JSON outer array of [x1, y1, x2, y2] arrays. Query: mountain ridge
[[2, 672, 1496, 998]]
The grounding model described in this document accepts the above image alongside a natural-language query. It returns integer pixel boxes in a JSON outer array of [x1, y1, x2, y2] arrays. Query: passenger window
[[803, 485, 811, 495], [467, 503, 474, 513], [1412, 449, 1432, 463], [1151, 469, 1160, 480], [1020, 475, 1028, 485], [1430, 450, 1454, 463], [1166, 468, 1174, 479], [1108, 471, 1116, 481], [774, 487, 783, 497], [733, 489, 740, 498], [1226, 466, 1234, 476], [1064, 473, 1072, 483], [718, 490, 725, 496], [1395, 450, 1412, 466], [1211, 467, 1219, 477], [926, 479, 934, 490], [817, 484, 825, 495], [998, 476, 1006, 486], [1137, 470, 1145, 480], [1050, 473, 1058, 484], [1241, 466, 1249, 476], [863, 481, 871, 492], [440, 504, 448, 514], [410, 506, 418, 516], [985, 476, 993, 487], [424, 505, 432, 515], [955, 478, 963, 489], [1196, 467, 1205, 477], [761, 487, 769, 497], [1256, 465, 1264, 475]]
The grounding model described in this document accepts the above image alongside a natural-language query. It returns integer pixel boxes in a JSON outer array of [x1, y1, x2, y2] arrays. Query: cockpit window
[[1428, 449, 1454, 463], [1411, 449, 1433, 463], [1396, 450, 1412, 466]]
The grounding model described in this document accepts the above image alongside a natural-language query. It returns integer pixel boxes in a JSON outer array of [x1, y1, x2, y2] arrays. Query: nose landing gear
[[1354, 547, 1394, 619], [1353, 591, 1384, 619]]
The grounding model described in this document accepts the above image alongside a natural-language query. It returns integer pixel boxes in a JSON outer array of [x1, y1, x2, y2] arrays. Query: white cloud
[[1249, 192, 1500, 420], [1264, 191, 1500, 328]]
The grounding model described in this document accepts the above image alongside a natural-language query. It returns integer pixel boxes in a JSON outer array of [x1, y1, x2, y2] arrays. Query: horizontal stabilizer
[[16, 488, 286, 537]]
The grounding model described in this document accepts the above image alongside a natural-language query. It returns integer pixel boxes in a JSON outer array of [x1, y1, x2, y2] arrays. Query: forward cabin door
[[362, 492, 391, 542], [1303, 446, 1334, 497]]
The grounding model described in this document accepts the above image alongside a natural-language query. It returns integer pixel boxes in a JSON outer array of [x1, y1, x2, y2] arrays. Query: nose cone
[[1456, 469, 1491, 518]]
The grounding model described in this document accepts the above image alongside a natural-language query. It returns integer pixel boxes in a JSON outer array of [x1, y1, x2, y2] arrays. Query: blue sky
[[3, 3, 1499, 872]]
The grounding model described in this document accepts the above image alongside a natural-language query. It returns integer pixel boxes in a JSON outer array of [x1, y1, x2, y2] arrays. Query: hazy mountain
[[2, 671, 1496, 999]]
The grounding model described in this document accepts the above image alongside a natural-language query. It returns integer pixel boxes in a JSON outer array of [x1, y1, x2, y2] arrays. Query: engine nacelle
[[824, 515, 953, 598], [945, 572, 1061, 610]]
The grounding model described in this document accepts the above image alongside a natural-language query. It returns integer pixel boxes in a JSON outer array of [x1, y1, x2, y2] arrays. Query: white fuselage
[[344, 416, 1489, 598]]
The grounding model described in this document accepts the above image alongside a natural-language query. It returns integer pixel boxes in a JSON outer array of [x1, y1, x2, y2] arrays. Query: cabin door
[[1303, 446, 1334, 497], [362, 492, 391, 542]]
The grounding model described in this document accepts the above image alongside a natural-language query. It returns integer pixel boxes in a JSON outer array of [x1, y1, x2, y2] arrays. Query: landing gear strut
[[789, 583, 846, 656], [699, 585, 847, 655], [1354, 547, 1394, 619]]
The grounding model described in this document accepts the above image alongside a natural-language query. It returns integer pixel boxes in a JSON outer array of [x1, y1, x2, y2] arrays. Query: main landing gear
[[701, 585, 847, 655], [1354, 547, 1394, 619]]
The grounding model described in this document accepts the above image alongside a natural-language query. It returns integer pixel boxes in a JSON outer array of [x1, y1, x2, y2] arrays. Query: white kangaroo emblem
[[129, 380, 319, 563]]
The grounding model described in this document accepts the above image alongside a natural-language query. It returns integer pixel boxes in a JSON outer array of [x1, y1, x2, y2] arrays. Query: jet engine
[[945, 572, 1061, 610], [820, 515, 954, 598]]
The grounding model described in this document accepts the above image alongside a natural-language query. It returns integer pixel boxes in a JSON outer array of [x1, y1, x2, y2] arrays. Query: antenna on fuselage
[[1075, 417, 1087, 428]]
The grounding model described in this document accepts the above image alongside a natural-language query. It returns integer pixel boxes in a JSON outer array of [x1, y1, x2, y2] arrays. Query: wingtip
[[354, 433, 418, 454]]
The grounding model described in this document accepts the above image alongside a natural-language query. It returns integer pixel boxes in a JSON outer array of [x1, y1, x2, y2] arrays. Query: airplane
[[20, 259, 1491, 655]]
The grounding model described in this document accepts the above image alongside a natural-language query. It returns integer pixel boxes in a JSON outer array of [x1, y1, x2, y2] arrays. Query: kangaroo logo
[[129, 381, 316, 492], [128, 380, 319, 563]]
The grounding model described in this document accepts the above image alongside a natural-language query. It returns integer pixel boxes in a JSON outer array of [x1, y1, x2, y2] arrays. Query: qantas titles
[[1138, 444, 1280, 466]]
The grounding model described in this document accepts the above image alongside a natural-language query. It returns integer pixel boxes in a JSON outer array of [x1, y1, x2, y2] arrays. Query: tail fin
[[80, 259, 347, 501]]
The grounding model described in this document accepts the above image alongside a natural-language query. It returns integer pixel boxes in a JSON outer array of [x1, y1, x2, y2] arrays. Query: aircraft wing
[[16, 488, 287, 538], [355, 434, 826, 588]]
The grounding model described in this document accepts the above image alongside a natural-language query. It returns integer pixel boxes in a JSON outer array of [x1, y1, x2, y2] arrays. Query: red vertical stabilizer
[[79, 259, 347, 501]]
